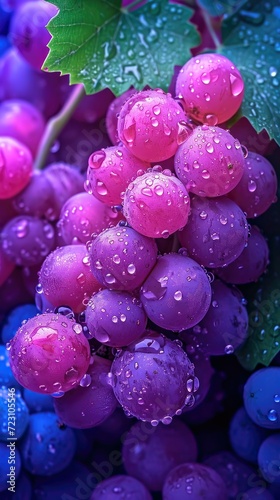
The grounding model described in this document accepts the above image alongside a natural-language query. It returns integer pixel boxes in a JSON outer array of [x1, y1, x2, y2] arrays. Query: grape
[[0, 99, 45, 157], [258, 434, 280, 484], [0, 386, 29, 439], [8, 312, 90, 394], [18, 412, 76, 475], [0, 442, 21, 492], [73, 87, 115, 123], [106, 87, 135, 144], [228, 151, 278, 218], [243, 367, 280, 429], [117, 88, 188, 162], [87, 145, 150, 206], [111, 331, 199, 423], [9, 0, 58, 70], [39, 245, 101, 313], [181, 279, 248, 356], [162, 462, 227, 500], [178, 195, 249, 268], [140, 253, 211, 331], [122, 419, 198, 491], [23, 388, 54, 413], [13, 170, 53, 218], [0, 244, 15, 286], [230, 407, 269, 464], [1, 303, 38, 343], [53, 355, 118, 428], [90, 475, 152, 500], [85, 289, 147, 347], [0, 136, 33, 199], [43, 163, 84, 221], [174, 125, 245, 197], [1, 215, 55, 266], [214, 226, 269, 284], [88, 225, 158, 291], [176, 53, 244, 124], [58, 192, 121, 245], [123, 169, 190, 238]]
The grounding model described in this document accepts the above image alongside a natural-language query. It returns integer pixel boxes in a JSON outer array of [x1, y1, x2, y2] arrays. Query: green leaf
[[44, 0, 200, 95], [219, 0, 280, 146], [197, 0, 244, 17]]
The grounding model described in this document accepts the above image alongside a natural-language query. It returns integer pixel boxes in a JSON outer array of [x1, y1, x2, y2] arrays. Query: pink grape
[[122, 419, 198, 491], [181, 279, 249, 356], [214, 225, 269, 284], [140, 253, 212, 331], [85, 289, 147, 347], [0, 99, 45, 157], [123, 169, 190, 238], [8, 312, 90, 394], [87, 145, 150, 206], [39, 245, 102, 313], [90, 475, 152, 500], [174, 125, 245, 197], [58, 192, 121, 245], [13, 170, 53, 218], [163, 463, 227, 500], [111, 331, 199, 423], [0, 136, 33, 199], [53, 356, 117, 428], [1, 215, 55, 266], [117, 89, 188, 162], [88, 225, 158, 291], [176, 53, 244, 124], [0, 244, 15, 286], [228, 151, 278, 218], [106, 87, 135, 144], [178, 195, 249, 268]]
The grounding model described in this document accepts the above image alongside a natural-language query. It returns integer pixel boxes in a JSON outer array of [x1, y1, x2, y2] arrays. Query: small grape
[[243, 367, 280, 429], [176, 53, 244, 124], [123, 169, 190, 238], [230, 407, 269, 464], [0, 136, 32, 199], [258, 434, 280, 484], [90, 475, 152, 500]]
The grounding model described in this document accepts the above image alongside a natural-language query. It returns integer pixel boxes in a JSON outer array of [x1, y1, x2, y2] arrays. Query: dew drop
[[268, 409, 278, 422], [248, 180, 257, 192], [229, 73, 244, 96], [206, 143, 214, 154], [225, 344, 234, 355], [88, 150, 106, 169], [174, 290, 183, 301], [127, 263, 136, 275]]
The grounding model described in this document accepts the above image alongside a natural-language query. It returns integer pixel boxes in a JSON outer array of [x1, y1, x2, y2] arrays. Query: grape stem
[[201, 8, 221, 50], [34, 83, 85, 170]]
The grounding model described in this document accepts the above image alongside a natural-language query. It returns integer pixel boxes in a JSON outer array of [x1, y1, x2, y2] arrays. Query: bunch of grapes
[[0, 1, 279, 499]]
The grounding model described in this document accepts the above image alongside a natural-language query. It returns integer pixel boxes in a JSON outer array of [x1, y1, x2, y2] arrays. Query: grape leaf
[[44, 0, 200, 95], [197, 0, 244, 17], [219, 0, 280, 146]]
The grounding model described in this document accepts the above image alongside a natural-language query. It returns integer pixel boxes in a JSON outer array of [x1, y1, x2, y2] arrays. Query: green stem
[[34, 83, 85, 170], [201, 8, 221, 50]]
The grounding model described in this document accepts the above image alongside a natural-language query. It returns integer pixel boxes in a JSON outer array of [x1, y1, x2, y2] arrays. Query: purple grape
[[122, 419, 198, 491], [13, 170, 53, 218], [178, 195, 249, 268], [228, 151, 278, 218], [181, 279, 248, 356], [88, 225, 158, 291], [0, 244, 15, 286], [53, 355, 118, 428], [111, 331, 199, 423], [9, 0, 58, 70], [214, 226, 269, 284], [243, 368, 280, 429], [258, 434, 280, 484], [0, 99, 45, 157], [39, 245, 102, 313], [90, 475, 152, 500], [0, 136, 33, 200], [163, 462, 227, 500], [106, 87, 135, 144], [140, 253, 212, 331], [8, 312, 90, 394], [123, 169, 190, 238], [230, 407, 269, 464], [87, 145, 150, 206], [85, 289, 147, 347], [1, 215, 55, 266], [58, 192, 122, 245]]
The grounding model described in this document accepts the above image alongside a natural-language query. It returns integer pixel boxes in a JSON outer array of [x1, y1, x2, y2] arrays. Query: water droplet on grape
[[268, 409, 278, 421]]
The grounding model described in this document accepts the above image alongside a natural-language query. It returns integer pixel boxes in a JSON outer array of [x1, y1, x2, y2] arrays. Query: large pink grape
[[111, 331, 199, 423], [87, 145, 150, 205], [39, 245, 102, 313], [53, 355, 117, 428], [0, 136, 33, 199], [88, 225, 158, 291], [178, 195, 249, 268], [175, 125, 244, 197], [228, 151, 278, 218], [117, 89, 188, 162], [123, 169, 190, 238], [140, 253, 212, 331], [176, 53, 244, 124], [8, 313, 90, 394]]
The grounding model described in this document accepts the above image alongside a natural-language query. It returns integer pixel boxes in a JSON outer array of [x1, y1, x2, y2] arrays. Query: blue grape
[[1, 303, 38, 343], [258, 434, 280, 484], [0, 345, 20, 389], [23, 388, 54, 413], [243, 368, 280, 429], [230, 407, 269, 463]]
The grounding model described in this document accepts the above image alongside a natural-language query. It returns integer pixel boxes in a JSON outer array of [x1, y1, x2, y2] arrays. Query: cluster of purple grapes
[[0, 0, 280, 499]]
